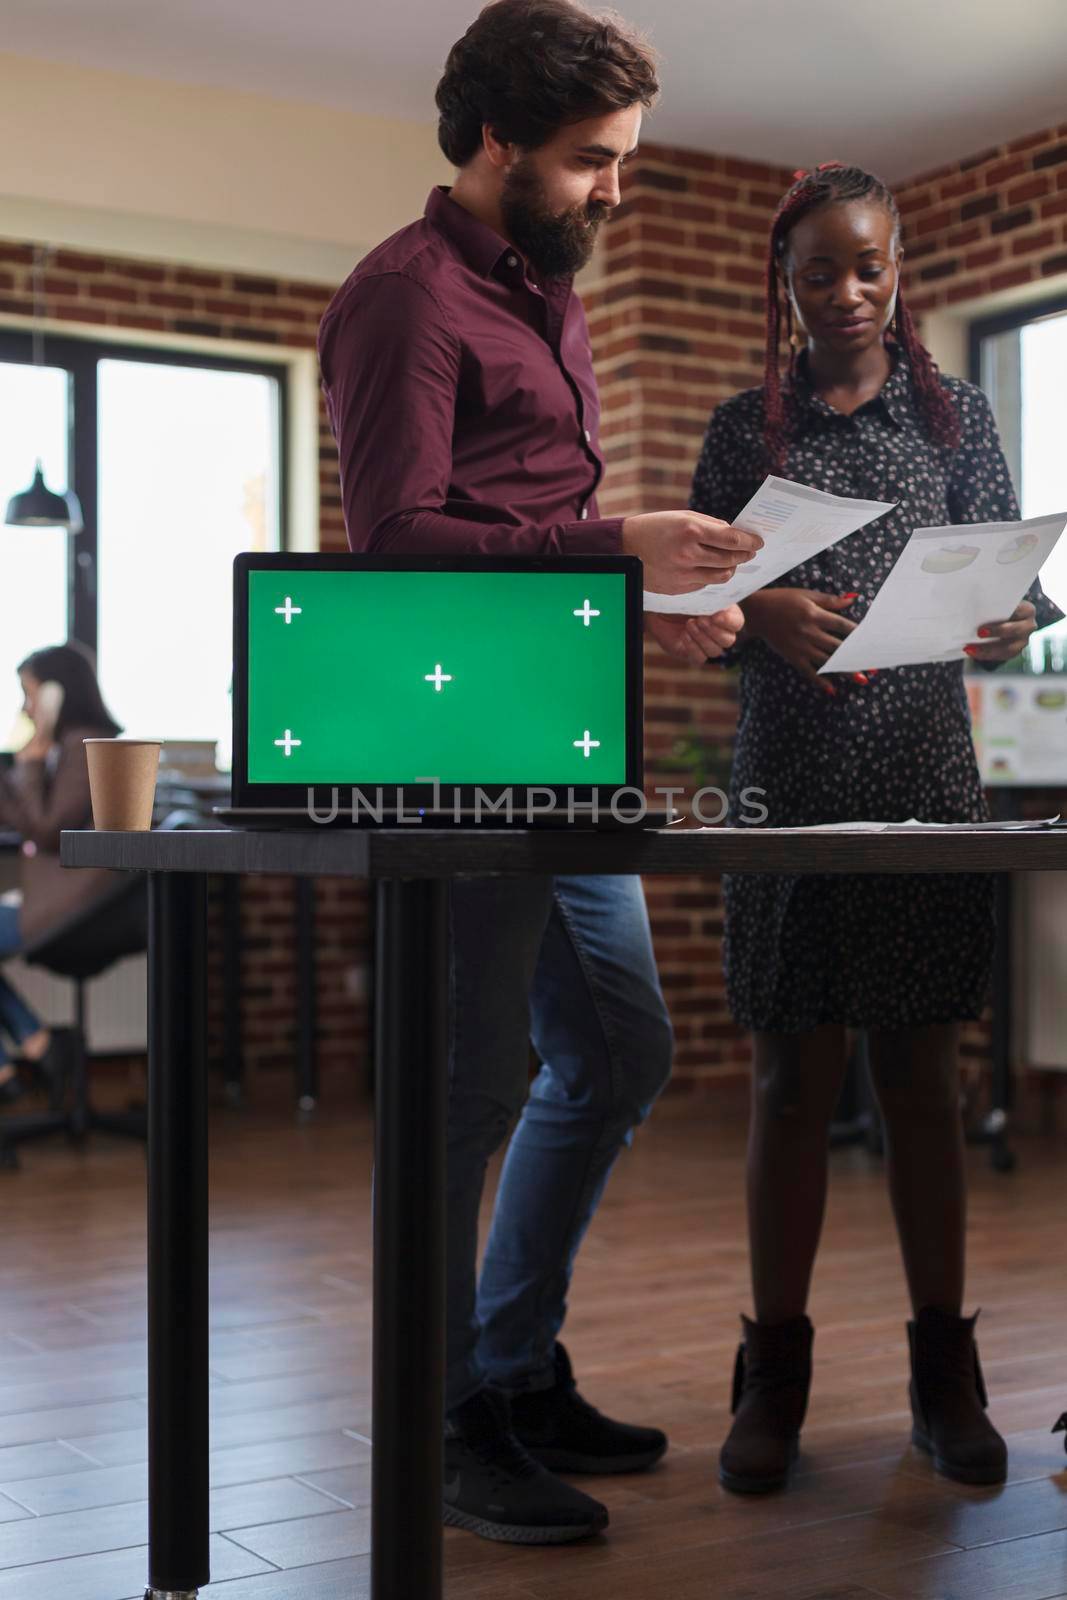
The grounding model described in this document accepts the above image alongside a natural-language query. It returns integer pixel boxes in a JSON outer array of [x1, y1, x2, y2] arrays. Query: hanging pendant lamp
[[4, 245, 83, 533]]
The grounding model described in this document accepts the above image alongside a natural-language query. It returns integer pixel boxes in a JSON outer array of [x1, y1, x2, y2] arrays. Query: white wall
[[0, 52, 450, 281]]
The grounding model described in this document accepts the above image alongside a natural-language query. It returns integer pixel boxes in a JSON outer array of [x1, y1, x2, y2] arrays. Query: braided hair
[[762, 162, 960, 471]]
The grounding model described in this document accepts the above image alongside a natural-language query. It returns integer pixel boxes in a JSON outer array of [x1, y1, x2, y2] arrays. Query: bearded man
[[319, 0, 753, 1546]]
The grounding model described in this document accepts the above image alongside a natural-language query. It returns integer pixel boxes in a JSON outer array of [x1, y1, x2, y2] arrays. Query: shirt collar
[[425, 186, 519, 280], [789, 344, 912, 431]]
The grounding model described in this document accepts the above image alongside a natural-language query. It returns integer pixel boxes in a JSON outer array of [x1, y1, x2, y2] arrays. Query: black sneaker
[[510, 1343, 668, 1475], [444, 1387, 608, 1545]]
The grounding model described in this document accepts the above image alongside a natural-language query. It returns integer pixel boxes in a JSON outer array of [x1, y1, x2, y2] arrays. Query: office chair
[[0, 874, 148, 1170]]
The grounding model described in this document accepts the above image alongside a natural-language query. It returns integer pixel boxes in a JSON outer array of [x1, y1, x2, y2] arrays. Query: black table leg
[[987, 871, 1017, 1172], [145, 872, 210, 1599], [221, 874, 244, 1106], [295, 876, 318, 1112], [372, 879, 449, 1600], [975, 792, 1017, 1173]]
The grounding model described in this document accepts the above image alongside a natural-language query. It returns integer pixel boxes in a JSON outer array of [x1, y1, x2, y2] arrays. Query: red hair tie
[[792, 160, 844, 182]]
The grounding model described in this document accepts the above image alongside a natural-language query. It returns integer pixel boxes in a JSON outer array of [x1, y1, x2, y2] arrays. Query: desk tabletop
[[60, 825, 1067, 878]]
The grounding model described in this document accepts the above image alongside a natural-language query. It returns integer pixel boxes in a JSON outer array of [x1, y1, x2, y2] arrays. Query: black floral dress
[[689, 352, 1063, 1032]]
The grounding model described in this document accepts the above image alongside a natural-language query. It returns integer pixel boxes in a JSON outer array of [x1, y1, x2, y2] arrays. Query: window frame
[[0, 329, 290, 659], [968, 292, 1067, 381], [968, 292, 1067, 670]]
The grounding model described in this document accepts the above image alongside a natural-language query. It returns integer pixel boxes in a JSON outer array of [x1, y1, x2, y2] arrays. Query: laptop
[[217, 552, 656, 828]]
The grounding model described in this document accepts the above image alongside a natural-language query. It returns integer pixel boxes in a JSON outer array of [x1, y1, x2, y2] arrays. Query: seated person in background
[[0, 643, 122, 1105]]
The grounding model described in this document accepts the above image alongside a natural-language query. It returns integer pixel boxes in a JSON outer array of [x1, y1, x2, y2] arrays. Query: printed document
[[643, 475, 895, 615], [820, 511, 1067, 673]]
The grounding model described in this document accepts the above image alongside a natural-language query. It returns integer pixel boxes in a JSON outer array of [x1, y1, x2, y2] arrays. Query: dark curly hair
[[436, 0, 659, 168]]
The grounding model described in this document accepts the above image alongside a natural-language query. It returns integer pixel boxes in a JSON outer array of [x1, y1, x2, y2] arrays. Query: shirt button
[[584, 429, 591, 442], [506, 255, 518, 268], [581, 508, 589, 520]]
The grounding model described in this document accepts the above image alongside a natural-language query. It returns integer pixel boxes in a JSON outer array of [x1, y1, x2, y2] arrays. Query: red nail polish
[[964, 645, 979, 657], [852, 673, 869, 684], [822, 680, 837, 696], [842, 592, 859, 601], [977, 627, 991, 638]]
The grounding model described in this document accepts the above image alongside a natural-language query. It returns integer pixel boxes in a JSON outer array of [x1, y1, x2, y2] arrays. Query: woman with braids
[[685, 163, 1062, 1495]]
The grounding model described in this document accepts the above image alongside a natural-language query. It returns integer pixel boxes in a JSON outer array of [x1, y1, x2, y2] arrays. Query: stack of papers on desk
[[688, 818, 1063, 834]]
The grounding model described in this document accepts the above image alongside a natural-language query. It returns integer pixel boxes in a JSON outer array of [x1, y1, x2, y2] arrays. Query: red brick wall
[[896, 125, 1067, 315], [5, 119, 1064, 1094], [583, 143, 793, 1084]]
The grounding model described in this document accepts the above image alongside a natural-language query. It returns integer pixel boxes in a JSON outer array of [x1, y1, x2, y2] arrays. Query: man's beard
[[500, 157, 610, 279]]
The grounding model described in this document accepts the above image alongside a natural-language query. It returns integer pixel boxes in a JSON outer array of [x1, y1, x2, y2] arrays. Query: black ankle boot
[[719, 1314, 814, 1494], [908, 1306, 1007, 1485]]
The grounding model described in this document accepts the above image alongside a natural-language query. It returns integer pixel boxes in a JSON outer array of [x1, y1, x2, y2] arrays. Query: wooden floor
[[0, 1084, 1065, 1600]]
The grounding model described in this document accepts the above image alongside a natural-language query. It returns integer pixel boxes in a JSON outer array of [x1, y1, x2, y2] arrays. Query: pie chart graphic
[[921, 544, 980, 575], [996, 532, 1040, 565]]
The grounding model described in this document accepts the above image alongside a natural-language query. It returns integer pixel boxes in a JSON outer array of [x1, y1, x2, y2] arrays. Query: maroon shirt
[[318, 187, 623, 557]]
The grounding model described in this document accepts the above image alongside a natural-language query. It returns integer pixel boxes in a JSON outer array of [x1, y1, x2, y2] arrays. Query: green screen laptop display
[[246, 567, 630, 787]]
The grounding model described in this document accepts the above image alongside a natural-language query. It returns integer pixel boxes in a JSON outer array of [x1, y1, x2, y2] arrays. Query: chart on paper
[[643, 475, 895, 615], [821, 510, 1067, 673]]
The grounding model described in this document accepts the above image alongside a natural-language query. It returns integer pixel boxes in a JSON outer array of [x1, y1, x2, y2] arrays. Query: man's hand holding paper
[[624, 511, 763, 597], [643, 476, 895, 615]]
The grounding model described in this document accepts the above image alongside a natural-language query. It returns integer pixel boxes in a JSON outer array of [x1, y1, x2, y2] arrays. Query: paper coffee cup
[[84, 739, 162, 831]]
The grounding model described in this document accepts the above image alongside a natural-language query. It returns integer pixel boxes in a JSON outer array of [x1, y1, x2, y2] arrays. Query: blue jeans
[[0, 905, 40, 1070], [446, 874, 673, 1410]]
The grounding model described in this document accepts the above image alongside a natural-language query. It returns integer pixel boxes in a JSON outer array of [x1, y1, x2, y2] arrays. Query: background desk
[[60, 825, 1067, 1600]]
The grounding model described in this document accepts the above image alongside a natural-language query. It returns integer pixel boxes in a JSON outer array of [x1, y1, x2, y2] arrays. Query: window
[[0, 362, 71, 746], [97, 358, 281, 759], [1, 332, 286, 764], [972, 297, 1067, 669]]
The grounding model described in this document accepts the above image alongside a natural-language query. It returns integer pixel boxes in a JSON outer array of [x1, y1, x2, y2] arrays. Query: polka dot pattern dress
[[689, 352, 1063, 1032]]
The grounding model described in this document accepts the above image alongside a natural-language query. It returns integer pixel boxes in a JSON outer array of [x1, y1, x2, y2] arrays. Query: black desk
[[60, 825, 1067, 1600]]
